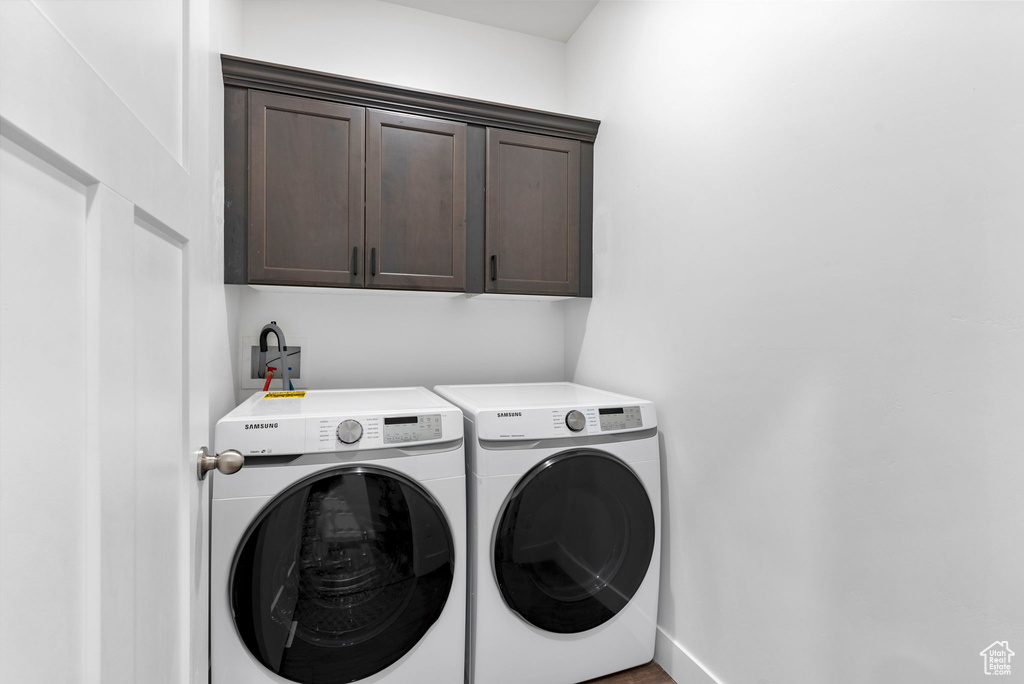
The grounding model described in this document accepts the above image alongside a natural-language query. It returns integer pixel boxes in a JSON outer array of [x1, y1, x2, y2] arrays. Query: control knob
[[565, 410, 586, 432], [337, 419, 363, 444]]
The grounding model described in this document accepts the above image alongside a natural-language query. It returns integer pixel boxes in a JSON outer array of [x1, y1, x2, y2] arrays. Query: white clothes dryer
[[211, 388, 466, 684], [433, 382, 661, 684]]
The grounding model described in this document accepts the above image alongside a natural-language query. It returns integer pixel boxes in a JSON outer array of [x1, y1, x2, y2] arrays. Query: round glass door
[[231, 466, 454, 684], [493, 451, 655, 634]]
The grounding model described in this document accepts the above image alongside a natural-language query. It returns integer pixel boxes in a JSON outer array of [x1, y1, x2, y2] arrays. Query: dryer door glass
[[493, 450, 655, 634], [231, 466, 454, 684]]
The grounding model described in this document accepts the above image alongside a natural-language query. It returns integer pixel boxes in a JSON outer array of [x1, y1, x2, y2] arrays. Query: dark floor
[[582, 662, 675, 684]]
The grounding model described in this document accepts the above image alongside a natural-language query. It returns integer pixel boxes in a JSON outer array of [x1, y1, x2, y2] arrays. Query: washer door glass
[[231, 466, 454, 684], [493, 450, 655, 634]]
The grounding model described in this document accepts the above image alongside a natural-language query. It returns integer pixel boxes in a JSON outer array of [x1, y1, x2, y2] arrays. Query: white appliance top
[[432, 382, 643, 411], [434, 382, 656, 441], [223, 387, 454, 417], [215, 387, 463, 457]]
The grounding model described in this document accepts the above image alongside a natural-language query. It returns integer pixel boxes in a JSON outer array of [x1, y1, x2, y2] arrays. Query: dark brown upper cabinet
[[223, 55, 599, 297], [366, 110, 467, 291], [486, 129, 581, 296], [248, 91, 364, 287]]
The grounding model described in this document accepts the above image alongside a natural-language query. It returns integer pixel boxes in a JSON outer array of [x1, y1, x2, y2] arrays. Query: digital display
[[599, 406, 643, 431], [383, 413, 443, 443]]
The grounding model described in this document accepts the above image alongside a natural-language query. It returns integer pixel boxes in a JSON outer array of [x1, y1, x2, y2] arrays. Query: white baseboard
[[654, 627, 725, 684]]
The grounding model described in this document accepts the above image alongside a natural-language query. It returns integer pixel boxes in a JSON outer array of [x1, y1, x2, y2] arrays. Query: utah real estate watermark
[[980, 641, 1014, 676]]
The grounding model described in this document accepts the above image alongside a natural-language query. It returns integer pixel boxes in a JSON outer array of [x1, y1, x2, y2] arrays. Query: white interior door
[[0, 2, 216, 682]]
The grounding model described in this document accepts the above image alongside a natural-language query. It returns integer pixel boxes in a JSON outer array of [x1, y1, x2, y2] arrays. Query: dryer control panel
[[476, 403, 655, 441]]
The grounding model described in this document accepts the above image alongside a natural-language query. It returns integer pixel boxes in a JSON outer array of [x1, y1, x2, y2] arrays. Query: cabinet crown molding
[[222, 55, 600, 143]]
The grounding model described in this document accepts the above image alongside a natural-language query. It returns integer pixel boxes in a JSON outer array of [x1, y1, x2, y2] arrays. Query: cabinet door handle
[[490, 255, 497, 281], [371, 247, 377, 277], [352, 246, 358, 276]]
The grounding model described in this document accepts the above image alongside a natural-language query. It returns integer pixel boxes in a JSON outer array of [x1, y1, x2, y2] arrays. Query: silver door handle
[[196, 446, 244, 480]]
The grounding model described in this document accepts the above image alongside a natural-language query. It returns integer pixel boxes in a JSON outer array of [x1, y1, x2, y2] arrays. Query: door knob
[[196, 446, 244, 480]]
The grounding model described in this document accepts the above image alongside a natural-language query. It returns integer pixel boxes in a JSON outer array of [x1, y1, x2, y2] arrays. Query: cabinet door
[[366, 110, 467, 291], [249, 91, 364, 286], [486, 129, 580, 295]]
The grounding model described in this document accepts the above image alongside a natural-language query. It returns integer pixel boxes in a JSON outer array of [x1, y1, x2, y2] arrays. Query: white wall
[[230, 0, 570, 399], [566, 3, 1024, 683], [209, 0, 245, 424], [238, 0, 566, 112], [237, 289, 564, 395]]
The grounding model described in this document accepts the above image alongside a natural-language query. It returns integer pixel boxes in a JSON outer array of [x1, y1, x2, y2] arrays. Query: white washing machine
[[433, 382, 661, 684], [211, 388, 466, 684]]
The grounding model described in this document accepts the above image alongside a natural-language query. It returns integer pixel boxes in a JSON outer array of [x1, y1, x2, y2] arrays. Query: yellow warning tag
[[264, 391, 306, 399]]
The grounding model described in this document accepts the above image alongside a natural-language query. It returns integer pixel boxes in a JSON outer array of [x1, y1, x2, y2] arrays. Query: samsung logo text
[[245, 423, 279, 430]]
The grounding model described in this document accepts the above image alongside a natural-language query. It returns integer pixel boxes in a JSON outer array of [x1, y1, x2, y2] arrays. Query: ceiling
[[379, 0, 599, 42]]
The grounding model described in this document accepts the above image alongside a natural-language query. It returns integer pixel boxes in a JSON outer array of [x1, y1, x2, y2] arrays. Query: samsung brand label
[[245, 423, 279, 430], [496, 412, 522, 418]]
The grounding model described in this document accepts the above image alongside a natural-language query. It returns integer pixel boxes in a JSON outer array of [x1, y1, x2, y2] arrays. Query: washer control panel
[[383, 414, 443, 444], [598, 406, 643, 431], [299, 411, 459, 453], [213, 389, 464, 456]]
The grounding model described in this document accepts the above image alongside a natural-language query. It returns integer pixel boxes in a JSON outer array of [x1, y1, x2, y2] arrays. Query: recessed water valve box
[[250, 345, 301, 380]]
